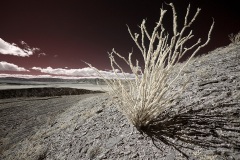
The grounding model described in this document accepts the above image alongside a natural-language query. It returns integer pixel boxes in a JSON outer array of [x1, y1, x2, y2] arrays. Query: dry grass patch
[[87, 3, 214, 133]]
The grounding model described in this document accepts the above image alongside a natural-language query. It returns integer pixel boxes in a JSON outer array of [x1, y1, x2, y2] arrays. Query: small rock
[[106, 136, 123, 148], [96, 109, 103, 114], [132, 153, 139, 158]]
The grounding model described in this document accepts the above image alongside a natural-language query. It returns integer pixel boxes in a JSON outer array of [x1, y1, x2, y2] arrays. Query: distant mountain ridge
[[0, 77, 106, 85]]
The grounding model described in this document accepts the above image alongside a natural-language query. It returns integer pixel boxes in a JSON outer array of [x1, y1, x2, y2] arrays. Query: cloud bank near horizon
[[0, 61, 29, 72], [32, 66, 134, 78], [0, 38, 40, 57], [0, 73, 79, 79]]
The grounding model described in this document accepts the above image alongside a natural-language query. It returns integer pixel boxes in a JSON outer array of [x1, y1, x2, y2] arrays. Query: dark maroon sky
[[0, 0, 239, 76]]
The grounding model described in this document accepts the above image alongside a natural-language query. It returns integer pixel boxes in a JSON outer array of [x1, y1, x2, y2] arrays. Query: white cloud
[[0, 73, 63, 79], [0, 73, 110, 79], [0, 38, 39, 57], [0, 61, 29, 72], [38, 52, 46, 57], [32, 66, 134, 78]]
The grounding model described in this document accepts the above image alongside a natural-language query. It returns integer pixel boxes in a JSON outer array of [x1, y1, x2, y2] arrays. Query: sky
[[0, 0, 239, 78]]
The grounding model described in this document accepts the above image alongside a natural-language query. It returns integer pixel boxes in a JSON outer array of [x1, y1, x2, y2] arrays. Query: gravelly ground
[[0, 94, 102, 154], [0, 44, 240, 160]]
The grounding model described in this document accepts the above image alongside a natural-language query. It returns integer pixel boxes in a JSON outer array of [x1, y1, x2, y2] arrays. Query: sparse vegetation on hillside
[[229, 31, 240, 44], [87, 3, 214, 133]]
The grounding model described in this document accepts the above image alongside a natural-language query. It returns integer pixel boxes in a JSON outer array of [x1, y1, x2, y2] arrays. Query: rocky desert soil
[[0, 44, 240, 160]]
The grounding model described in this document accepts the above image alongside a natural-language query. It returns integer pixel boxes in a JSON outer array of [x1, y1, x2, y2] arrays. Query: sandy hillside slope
[[0, 43, 240, 160]]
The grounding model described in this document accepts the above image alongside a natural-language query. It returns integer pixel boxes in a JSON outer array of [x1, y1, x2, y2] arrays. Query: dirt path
[[0, 93, 103, 154]]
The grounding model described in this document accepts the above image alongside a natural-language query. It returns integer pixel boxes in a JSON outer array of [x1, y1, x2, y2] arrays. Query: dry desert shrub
[[86, 3, 214, 133], [229, 31, 240, 44]]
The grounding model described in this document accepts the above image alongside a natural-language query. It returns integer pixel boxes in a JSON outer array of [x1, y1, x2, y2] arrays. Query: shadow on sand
[[139, 102, 240, 158]]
